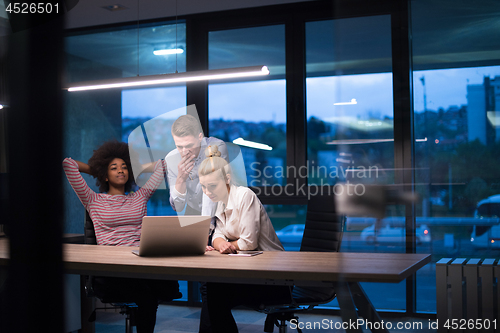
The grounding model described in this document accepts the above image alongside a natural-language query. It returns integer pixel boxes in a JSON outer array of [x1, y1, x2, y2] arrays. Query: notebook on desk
[[132, 216, 212, 256]]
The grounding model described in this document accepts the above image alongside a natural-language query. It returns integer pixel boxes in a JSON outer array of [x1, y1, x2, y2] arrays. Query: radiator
[[436, 258, 499, 332]]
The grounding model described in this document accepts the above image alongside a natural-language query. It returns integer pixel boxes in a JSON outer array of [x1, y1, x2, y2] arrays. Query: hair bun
[[205, 145, 221, 158]]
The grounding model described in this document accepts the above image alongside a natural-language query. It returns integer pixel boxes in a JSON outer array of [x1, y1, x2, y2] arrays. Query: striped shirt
[[63, 158, 166, 246]]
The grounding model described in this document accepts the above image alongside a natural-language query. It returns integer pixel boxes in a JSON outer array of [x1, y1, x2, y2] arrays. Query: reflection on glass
[[66, 22, 186, 81], [306, 16, 400, 310], [64, 22, 188, 234], [412, 0, 500, 311], [208, 24, 286, 186], [306, 16, 394, 189], [266, 205, 307, 251], [306, 75, 394, 186], [209, 80, 286, 186], [121, 87, 187, 216], [209, 25, 285, 75]]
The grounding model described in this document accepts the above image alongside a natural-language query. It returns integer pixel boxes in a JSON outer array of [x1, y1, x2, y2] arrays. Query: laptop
[[132, 216, 212, 256]]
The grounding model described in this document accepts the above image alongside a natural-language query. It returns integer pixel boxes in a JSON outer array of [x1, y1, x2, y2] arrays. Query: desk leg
[[349, 282, 389, 333], [334, 282, 364, 333]]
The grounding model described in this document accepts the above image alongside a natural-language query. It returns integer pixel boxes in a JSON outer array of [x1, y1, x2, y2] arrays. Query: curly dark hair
[[87, 140, 135, 193]]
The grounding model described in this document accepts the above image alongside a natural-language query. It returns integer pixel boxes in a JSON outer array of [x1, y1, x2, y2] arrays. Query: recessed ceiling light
[[102, 4, 128, 12]]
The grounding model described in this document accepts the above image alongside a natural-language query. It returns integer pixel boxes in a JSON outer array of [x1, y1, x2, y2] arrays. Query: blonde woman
[[198, 145, 290, 333]]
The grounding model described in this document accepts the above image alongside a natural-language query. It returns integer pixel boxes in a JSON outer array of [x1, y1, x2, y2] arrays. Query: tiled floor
[[94, 304, 437, 333]]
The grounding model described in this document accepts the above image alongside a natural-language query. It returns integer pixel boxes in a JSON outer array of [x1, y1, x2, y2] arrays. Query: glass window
[[64, 22, 187, 232], [65, 22, 186, 82], [65, 22, 189, 304], [267, 205, 307, 251], [412, 0, 500, 313], [208, 25, 286, 186], [306, 17, 393, 187], [413, 66, 500, 312], [208, 24, 285, 74], [306, 16, 405, 310], [122, 86, 187, 216]]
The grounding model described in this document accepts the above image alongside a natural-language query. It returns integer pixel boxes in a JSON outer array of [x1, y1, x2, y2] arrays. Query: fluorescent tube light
[[334, 98, 357, 106], [233, 137, 272, 150], [0, 105, 3, 110], [66, 66, 270, 92], [326, 138, 393, 145], [153, 48, 184, 55], [327, 138, 427, 145]]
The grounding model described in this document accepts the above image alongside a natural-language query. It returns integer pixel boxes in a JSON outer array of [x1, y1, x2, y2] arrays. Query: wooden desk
[[0, 239, 431, 332]]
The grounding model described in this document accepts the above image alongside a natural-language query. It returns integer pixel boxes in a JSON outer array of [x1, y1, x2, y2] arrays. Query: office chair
[[83, 211, 182, 333], [259, 188, 345, 333]]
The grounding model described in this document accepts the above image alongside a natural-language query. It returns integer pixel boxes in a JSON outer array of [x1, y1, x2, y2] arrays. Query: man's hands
[[174, 151, 195, 195], [177, 151, 195, 181]]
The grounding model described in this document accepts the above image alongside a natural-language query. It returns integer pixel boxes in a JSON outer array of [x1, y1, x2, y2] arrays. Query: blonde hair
[[198, 145, 230, 180], [172, 115, 202, 137]]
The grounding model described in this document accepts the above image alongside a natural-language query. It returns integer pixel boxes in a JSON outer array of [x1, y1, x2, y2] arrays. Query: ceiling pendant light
[[66, 66, 270, 92], [65, 0, 270, 92]]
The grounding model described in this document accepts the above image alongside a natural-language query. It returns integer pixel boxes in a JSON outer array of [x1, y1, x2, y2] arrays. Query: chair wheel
[[264, 314, 275, 332]]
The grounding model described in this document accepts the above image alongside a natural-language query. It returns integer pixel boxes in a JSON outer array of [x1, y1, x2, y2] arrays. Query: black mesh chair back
[[84, 210, 97, 245], [300, 187, 344, 252]]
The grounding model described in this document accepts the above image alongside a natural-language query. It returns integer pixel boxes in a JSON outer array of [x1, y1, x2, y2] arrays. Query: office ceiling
[[411, 0, 500, 69], [64, 0, 316, 30], [0, 0, 316, 37], [58, 0, 500, 84]]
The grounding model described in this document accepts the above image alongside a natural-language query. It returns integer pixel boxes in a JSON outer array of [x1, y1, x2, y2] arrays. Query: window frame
[[64, 0, 420, 315], [186, 0, 417, 314]]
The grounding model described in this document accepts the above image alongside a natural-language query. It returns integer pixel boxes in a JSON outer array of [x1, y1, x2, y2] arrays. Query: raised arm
[[74, 160, 91, 174], [133, 161, 160, 179], [135, 159, 167, 199], [62, 158, 96, 208]]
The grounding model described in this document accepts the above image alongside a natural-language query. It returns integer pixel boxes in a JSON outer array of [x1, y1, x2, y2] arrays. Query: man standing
[[165, 114, 228, 217]]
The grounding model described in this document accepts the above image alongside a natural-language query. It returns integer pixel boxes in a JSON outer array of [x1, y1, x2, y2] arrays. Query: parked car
[[470, 194, 500, 248], [275, 224, 305, 244], [360, 222, 431, 244]]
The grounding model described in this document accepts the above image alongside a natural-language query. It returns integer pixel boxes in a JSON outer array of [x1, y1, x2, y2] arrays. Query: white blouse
[[212, 184, 284, 251]]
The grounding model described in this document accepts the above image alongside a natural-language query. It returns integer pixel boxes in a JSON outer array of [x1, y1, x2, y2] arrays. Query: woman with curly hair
[[63, 139, 179, 333]]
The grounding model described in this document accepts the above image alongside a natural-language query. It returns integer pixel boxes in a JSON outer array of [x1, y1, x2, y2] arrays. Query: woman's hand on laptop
[[205, 245, 215, 252]]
